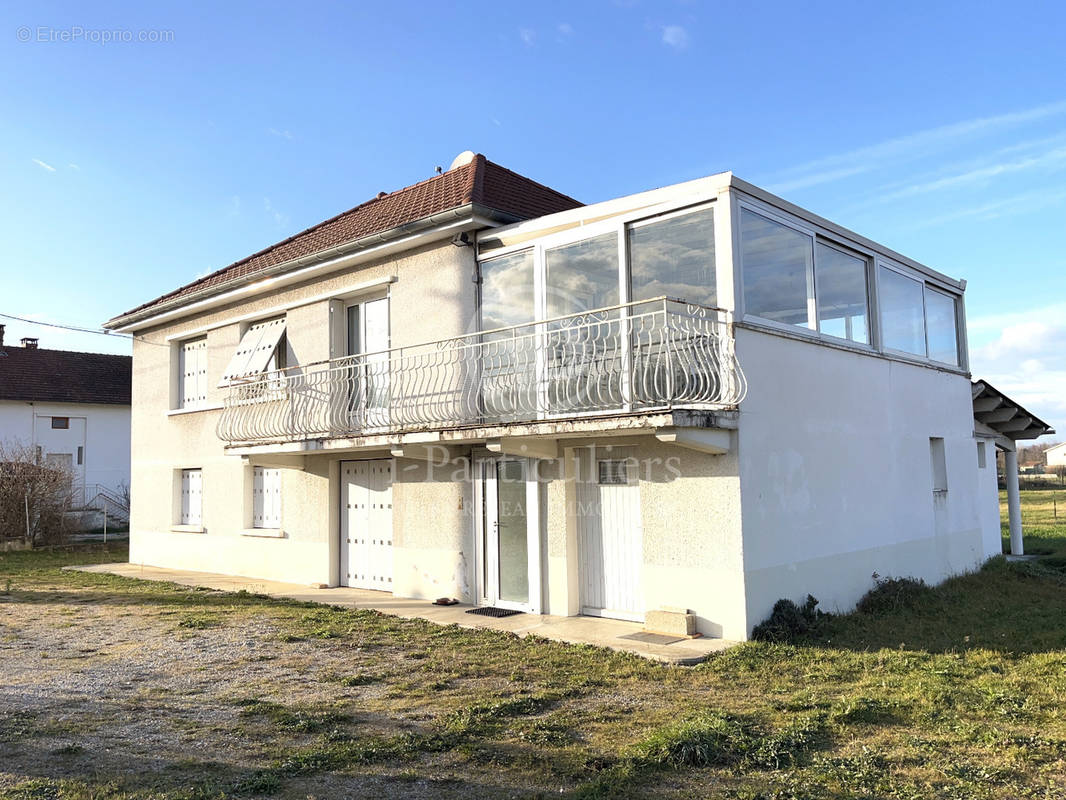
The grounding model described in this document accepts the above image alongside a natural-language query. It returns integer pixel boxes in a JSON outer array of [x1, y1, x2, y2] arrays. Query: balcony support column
[[1004, 448, 1024, 556]]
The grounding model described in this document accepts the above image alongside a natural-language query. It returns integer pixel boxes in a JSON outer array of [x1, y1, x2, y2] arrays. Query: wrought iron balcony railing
[[217, 298, 746, 445]]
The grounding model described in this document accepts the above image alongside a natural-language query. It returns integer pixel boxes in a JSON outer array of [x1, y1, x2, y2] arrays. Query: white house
[[0, 328, 132, 515], [103, 152, 1051, 640], [1046, 442, 1066, 467]]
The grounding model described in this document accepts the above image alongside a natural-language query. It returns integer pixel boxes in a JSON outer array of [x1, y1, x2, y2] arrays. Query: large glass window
[[924, 287, 959, 365], [480, 249, 535, 331], [879, 267, 926, 356], [545, 233, 619, 318], [815, 243, 868, 344], [629, 206, 716, 307], [740, 209, 812, 327]]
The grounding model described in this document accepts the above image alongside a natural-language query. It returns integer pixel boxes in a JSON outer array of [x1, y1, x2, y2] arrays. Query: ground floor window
[[252, 467, 281, 528], [180, 469, 202, 526]]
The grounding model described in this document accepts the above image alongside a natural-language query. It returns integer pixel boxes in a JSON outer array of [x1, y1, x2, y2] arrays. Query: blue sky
[[3, 1, 1065, 435]]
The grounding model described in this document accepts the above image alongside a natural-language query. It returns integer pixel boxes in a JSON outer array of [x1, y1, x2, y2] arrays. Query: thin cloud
[[263, 197, 287, 227], [519, 28, 536, 47], [768, 99, 1066, 192], [267, 128, 293, 140], [557, 22, 574, 37], [970, 318, 1066, 435], [32, 158, 56, 172], [67, 163, 81, 171], [881, 145, 1066, 202], [661, 25, 689, 49], [911, 185, 1066, 229]]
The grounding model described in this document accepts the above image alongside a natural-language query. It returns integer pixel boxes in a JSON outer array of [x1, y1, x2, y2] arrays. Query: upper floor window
[[545, 233, 619, 318], [51, 416, 70, 429], [924, 287, 959, 366], [629, 206, 716, 308], [740, 209, 813, 328], [220, 317, 287, 385], [879, 266, 959, 365], [740, 208, 870, 344], [815, 242, 868, 344], [480, 249, 535, 332], [178, 336, 208, 409]]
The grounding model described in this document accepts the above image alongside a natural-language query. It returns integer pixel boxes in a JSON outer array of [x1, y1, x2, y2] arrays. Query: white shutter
[[181, 469, 202, 526], [252, 467, 281, 528], [180, 338, 207, 408], [220, 318, 287, 385]]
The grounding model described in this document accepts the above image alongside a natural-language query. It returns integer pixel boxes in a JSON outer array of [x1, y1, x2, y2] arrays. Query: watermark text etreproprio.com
[[16, 26, 175, 44]]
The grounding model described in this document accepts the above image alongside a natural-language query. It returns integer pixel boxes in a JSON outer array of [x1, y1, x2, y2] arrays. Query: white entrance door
[[578, 455, 644, 621], [340, 459, 393, 590], [475, 458, 542, 613]]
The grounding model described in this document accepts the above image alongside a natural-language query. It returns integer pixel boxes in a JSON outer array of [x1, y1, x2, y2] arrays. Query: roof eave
[[105, 203, 520, 333]]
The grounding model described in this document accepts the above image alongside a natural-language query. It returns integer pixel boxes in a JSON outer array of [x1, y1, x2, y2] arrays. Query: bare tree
[[0, 441, 77, 547]]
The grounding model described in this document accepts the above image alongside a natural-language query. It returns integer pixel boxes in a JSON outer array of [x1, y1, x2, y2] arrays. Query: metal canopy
[[972, 379, 1055, 442]]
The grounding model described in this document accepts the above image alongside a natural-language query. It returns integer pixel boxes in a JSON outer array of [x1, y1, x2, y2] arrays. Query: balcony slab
[[223, 408, 738, 457]]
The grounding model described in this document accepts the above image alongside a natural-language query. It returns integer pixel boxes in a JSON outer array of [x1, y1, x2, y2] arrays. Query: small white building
[[1046, 442, 1066, 467], [0, 329, 132, 512], [104, 154, 1052, 640]]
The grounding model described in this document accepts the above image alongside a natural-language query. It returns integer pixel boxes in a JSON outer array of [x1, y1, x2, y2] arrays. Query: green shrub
[[855, 573, 934, 616], [751, 595, 829, 643]]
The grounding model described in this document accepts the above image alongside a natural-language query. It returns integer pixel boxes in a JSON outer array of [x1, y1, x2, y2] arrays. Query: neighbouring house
[[103, 152, 1052, 640], [0, 327, 132, 523], [1045, 442, 1066, 467]]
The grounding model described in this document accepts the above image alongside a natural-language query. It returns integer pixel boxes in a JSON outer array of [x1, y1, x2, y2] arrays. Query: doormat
[[466, 607, 524, 618], [618, 631, 685, 646]]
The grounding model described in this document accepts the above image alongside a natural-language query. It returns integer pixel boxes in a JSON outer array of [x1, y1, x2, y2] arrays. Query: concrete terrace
[[68, 562, 736, 665]]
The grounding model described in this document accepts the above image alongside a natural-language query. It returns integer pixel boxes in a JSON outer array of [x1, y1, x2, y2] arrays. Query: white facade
[[0, 399, 131, 500], [1046, 442, 1066, 467], [108, 162, 1008, 641]]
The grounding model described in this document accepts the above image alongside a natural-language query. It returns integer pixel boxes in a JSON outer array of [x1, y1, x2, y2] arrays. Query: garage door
[[340, 459, 393, 590], [577, 455, 644, 621]]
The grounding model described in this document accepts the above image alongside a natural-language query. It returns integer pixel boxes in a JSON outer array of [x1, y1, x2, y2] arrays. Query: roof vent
[[0, 324, 4, 346], [376, 191, 387, 199], [449, 150, 476, 171], [21, 337, 38, 349]]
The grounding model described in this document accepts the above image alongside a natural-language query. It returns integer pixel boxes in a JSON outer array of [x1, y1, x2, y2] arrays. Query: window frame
[[737, 202, 875, 350], [736, 196, 966, 369], [813, 238, 872, 346], [50, 416, 70, 430], [177, 335, 209, 410], [475, 200, 722, 334], [626, 202, 719, 309], [252, 466, 282, 529], [180, 468, 203, 527], [876, 260, 962, 367]]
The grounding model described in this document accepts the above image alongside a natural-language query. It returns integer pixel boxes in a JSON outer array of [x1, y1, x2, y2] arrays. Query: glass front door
[[477, 457, 541, 612]]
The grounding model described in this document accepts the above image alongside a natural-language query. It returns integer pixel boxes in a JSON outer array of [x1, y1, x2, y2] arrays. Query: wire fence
[[999, 489, 1066, 530]]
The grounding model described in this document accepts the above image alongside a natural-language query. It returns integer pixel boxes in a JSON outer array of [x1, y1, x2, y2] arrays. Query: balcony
[[216, 298, 746, 447]]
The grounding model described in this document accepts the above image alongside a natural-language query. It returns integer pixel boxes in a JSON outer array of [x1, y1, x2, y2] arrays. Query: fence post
[[24, 488, 31, 543]]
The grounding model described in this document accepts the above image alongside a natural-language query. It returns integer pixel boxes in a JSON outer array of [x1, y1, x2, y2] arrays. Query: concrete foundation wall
[[735, 327, 987, 634]]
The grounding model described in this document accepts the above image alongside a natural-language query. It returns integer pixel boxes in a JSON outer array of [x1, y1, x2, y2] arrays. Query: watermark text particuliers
[[16, 26, 174, 44]]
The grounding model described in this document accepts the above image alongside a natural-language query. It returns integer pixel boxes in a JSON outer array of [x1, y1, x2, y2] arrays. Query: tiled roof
[[115, 154, 581, 321], [0, 346, 131, 405]]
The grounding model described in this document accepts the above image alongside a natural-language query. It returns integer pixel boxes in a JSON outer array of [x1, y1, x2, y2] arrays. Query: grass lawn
[[2, 502, 1066, 799]]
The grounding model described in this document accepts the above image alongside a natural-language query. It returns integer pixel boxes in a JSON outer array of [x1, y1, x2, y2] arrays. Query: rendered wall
[[976, 437, 1003, 559], [126, 240, 476, 585], [0, 399, 130, 495], [543, 438, 745, 639], [735, 327, 987, 634]]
